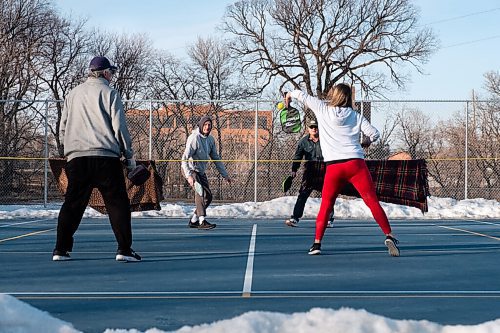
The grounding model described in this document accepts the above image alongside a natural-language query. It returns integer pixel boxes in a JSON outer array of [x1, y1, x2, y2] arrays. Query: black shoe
[[116, 249, 142, 262], [308, 243, 321, 255], [384, 236, 400, 257], [52, 250, 71, 261], [188, 220, 199, 228], [198, 220, 216, 230], [285, 217, 299, 227]]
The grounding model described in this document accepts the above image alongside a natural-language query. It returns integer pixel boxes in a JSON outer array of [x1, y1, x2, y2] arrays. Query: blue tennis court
[[1, 217, 500, 332]]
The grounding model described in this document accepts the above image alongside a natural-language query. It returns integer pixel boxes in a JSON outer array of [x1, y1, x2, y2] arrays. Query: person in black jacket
[[285, 120, 334, 227]]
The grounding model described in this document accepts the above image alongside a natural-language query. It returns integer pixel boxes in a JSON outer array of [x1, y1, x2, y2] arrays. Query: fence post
[[465, 101, 469, 200], [44, 100, 49, 207], [149, 100, 153, 161], [254, 101, 258, 203]]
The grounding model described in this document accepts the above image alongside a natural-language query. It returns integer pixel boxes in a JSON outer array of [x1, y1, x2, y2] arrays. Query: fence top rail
[[0, 99, 497, 103]]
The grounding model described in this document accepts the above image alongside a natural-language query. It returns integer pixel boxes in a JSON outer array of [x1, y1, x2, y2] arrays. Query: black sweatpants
[[54, 156, 132, 252], [292, 161, 334, 220]]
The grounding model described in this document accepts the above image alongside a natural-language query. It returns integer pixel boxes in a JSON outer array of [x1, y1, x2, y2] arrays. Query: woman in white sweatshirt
[[285, 83, 400, 257]]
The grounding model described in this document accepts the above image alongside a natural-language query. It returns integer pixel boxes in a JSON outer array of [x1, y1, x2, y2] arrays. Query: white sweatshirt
[[290, 90, 379, 162]]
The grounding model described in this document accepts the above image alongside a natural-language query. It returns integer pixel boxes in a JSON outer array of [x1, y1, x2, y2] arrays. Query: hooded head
[[198, 116, 212, 136]]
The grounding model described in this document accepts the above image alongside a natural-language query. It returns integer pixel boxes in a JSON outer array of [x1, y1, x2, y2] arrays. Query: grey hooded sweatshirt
[[59, 77, 134, 161], [181, 116, 229, 179]]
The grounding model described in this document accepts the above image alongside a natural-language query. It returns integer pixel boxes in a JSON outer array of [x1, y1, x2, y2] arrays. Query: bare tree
[[484, 71, 500, 97], [36, 14, 90, 156], [0, 0, 55, 197], [424, 117, 465, 198], [467, 72, 500, 198], [394, 107, 432, 159], [365, 113, 397, 159], [111, 33, 154, 101], [222, 0, 437, 97], [188, 36, 259, 100], [88, 30, 154, 102]]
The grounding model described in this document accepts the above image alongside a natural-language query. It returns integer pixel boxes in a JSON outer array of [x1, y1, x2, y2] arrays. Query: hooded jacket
[[59, 77, 133, 161], [181, 117, 229, 179], [289, 90, 379, 162]]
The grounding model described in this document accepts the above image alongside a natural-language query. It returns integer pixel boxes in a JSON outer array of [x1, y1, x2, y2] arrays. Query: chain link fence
[[0, 98, 498, 205]]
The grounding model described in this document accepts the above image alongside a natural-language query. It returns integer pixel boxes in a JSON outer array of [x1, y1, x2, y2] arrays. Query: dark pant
[[54, 157, 132, 252], [293, 162, 334, 220], [292, 187, 334, 220], [193, 172, 212, 217]]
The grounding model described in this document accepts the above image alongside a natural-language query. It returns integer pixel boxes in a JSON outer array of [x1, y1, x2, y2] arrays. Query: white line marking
[[0, 228, 55, 243], [5, 290, 500, 297], [0, 219, 52, 228], [434, 224, 500, 241], [251, 290, 500, 294], [242, 224, 257, 297], [7, 291, 240, 296], [465, 220, 500, 227]]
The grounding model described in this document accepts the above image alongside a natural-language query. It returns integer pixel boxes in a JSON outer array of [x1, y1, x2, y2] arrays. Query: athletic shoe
[[188, 220, 199, 228], [326, 218, 334, 228], [116, 249, 142, 262], [308, 243, 321, 255], [52, 250, 71, 261], [285, 217, 299, 227], [198, 220, 216, 230], [384, 236, 400, 257]]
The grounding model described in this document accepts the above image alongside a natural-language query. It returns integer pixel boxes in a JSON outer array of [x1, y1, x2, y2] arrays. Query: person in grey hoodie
[[181, 116, 231, 229], [52, 56, 141, 262]]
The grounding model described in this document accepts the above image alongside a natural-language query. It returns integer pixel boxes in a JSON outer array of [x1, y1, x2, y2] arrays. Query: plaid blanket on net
[[49, 159, 164, 214], [340, 159, 430, 213]]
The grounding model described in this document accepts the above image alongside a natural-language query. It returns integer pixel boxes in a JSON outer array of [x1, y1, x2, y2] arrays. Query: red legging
[[315, 159, 391, 241]]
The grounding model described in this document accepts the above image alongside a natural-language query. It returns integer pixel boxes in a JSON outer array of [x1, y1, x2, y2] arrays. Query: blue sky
[[54, 0, 500, 100]]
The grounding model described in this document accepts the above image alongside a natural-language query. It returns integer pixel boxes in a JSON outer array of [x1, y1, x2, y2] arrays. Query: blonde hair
[[326, 83, 353, 108]]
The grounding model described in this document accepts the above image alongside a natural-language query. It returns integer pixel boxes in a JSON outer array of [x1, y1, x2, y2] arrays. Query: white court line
[[0, 228, 55, 243], [434, 224, 500, 241], [7, 291, 240, 296], [6, 290, 500, 299], [465, 220, 500, 227], [242, 224, 257, 298], [0, 219, 52, 228]]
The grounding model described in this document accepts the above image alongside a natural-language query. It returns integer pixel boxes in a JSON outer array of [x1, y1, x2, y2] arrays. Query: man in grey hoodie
[[52, 56, 141, 262], [181, 116, 231, 229]]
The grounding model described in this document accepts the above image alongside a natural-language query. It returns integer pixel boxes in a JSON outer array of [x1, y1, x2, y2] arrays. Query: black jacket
[[292, 136, 326, 191], [292, 135, 324, 172]]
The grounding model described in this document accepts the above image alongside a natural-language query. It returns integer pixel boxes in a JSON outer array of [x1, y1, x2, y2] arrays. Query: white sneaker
[[285, 218, 299, 227], [52, 250, 71, 261], [326, 220, 334, 228], [116, 249, 142, 262], [384, 236, 400, 257]]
